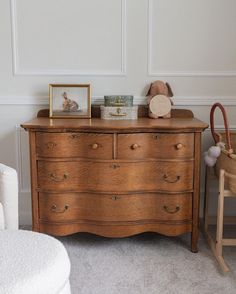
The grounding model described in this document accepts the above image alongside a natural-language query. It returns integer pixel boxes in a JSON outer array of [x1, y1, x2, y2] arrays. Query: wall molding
[[10, 0, 127, 76], [1, 95, 236, 106], [147, 0, 236, 77]]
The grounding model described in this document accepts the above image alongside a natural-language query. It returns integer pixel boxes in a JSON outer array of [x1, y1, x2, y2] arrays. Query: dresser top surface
[[21, 117, 208, 132]]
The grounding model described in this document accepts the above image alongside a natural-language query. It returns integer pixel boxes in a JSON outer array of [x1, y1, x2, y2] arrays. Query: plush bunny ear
[[166, 83, 173, 97], [146, 83, 153, 96]]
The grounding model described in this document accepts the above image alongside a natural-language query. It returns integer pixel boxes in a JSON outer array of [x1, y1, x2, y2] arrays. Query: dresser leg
[[191, 233, 198, 253]]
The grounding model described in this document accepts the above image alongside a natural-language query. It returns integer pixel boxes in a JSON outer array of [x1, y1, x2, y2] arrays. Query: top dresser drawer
[[117, 133, 194, 159], [36, 132, 113, 159]]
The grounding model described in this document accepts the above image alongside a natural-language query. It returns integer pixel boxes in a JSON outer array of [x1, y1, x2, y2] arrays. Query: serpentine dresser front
[[22, 108, 207, 252]]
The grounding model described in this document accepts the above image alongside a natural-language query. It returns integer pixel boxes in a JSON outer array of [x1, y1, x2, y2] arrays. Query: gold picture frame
[[49, 84, 91, 118]]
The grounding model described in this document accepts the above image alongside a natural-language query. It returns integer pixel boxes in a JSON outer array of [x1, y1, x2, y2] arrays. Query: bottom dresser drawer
[[39, 193, 192, 222]]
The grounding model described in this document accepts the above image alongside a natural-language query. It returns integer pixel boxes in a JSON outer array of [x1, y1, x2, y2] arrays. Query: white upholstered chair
[[0, 163, 18, 230], [0, 163, 71, 294]]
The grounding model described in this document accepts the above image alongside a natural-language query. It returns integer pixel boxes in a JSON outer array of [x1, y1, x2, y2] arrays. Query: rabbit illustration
[[62, 92, 79, 112]]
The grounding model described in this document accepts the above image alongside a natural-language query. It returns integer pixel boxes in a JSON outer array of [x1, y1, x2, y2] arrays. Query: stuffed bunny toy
[[146, 80, 174, 118]]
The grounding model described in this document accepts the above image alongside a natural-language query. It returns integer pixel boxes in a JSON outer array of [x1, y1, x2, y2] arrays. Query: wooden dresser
[[21, 107, 207, 252]]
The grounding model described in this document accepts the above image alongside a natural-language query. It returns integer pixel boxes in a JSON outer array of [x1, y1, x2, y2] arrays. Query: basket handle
[[210, 103, 232, 152]]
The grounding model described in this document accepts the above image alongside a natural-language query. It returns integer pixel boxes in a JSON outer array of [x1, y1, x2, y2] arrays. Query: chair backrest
[[0, 202, 4, 230], [0, 164, 19, 229]]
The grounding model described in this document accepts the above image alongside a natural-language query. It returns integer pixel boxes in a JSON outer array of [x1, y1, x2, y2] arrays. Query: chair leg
[[215, 169, 229, 272], [204, 166, 210, 232]]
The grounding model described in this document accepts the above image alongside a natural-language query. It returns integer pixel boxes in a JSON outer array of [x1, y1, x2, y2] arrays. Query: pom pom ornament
[[204, 144, 222, 167]]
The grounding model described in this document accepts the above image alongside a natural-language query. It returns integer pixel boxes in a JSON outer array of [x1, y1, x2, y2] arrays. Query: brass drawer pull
[[153, 134, 161, 140], [163, 205, 180, 214], [175, 143, 183, 150], [111, 196, 120, 201], [91, 143, 99, 150], [69, 134, 80, 139], [110, 164, 120, 169], [51, 204, 69, 213], [49, 173, 68, 182], [45, 142, 57, 149], [131, 143, 140, 150], [163, 174, 181, 183]]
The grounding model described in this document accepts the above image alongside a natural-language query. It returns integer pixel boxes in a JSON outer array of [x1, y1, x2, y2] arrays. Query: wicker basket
[[210, 103, 236, 193]]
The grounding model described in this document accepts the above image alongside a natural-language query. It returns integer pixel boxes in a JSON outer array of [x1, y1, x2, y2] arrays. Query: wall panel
[[148, 0, 236, 76], [11, 0, 126, 75]]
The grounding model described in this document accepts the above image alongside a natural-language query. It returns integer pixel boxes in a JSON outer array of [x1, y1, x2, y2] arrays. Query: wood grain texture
[[29, 132, 39, 232], [191, 132, 201, 253], [39, 193, 192, 222], [117, 133, 194, 159], [39, 222, 192, 237], [37, 160, 194, 192], [36, 132, 113, 159], [22, 110, 207, 250], [21, 117, 207, 133]]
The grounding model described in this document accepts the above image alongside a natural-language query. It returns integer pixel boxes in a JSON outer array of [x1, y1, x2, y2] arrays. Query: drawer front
[[39, 193, 192, 222], [36, 132, 113, 159], [117, 133, 194, 159], [37, 160, 193, 192]]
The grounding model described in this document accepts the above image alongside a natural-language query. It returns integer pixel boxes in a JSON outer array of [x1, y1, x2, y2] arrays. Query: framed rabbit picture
[[49, 84, 91, 118]]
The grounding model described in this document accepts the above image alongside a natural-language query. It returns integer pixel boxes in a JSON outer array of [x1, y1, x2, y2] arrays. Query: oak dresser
[[21, 107, 208, 252]]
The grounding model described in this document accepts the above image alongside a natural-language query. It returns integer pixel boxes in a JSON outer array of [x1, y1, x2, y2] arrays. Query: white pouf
[[0, 230, 71, 294]]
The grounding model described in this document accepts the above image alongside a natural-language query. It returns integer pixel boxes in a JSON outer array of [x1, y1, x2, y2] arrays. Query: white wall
[[1, 0, 236, 225]]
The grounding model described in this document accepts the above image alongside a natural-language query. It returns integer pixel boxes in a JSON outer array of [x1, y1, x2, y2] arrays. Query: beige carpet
[[57, 230, 236, 294]]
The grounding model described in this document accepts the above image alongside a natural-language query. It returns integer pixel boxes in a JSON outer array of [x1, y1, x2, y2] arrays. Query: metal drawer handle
[[110, 164, 120, 169], [163, 174, 180, 183], [69, 134, 80, 139], [153, 134, 161, 140], [111, 196, 120, 201], [51, 204, 69, 213], [175, 143, 183, 150], [91, 143, 99, 150], [131, 143, 140, 150], [49, 173, 68, 182], [163, 205, 180, 214], [45, 142, 57, 149]]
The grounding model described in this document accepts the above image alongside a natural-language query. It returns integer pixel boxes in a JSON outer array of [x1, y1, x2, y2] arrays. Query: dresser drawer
[[36, 132, 113, 159], [117, 133, 194, 159], [37, 160, 193, 192], [39, 193, 192, 222]]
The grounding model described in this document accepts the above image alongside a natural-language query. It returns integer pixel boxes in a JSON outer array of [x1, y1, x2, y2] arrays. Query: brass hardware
[[91, 143, 99, 150], [163, 174, 181, 183], [175, 143, 183, 150], [109, 108, 127, 117], [110, 164, 120, 169], [45, 142, 57, 149], [69, 134, 80, 139], [153, 134, 161, 140], [111, 196, 120, 201], [51, 204, 69, 213], [163, 205, 180, 214], [49, 173, 68, 182], [111, 102, 126, 106], [131, 143, 140, 150]]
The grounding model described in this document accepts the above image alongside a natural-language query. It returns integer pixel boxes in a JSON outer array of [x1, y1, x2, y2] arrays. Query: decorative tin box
[[100, 105, 138, 120], [104, 95, 133, 107]]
